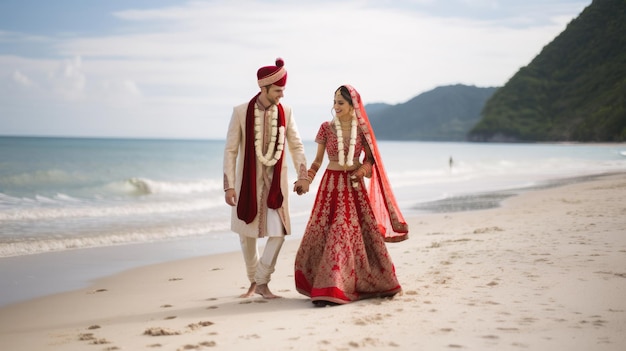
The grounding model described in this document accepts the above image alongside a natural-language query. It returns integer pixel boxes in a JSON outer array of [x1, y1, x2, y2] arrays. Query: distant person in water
[[294, 85, 408, 307], [223, 58, 310, 299]]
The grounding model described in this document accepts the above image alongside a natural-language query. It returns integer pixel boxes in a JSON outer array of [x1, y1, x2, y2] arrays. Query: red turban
[[257, 58, 287, 87]]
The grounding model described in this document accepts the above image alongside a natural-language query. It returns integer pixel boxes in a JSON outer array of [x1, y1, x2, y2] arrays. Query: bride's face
[[333, 91, 354, 120]]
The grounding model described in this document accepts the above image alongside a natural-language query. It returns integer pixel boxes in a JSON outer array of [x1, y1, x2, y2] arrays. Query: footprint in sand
[[87, 288, 108, 294], [347, 337, 384, 348], [178, 341, 217, 350], [144, 327, 181, 336], [78, 333, 95, 341], [78, 332, 111, 345], [580, 319, 608, 327], [473, 226, 503, 234], [144, 322, 214, 337], [187, 321, 214, 330]]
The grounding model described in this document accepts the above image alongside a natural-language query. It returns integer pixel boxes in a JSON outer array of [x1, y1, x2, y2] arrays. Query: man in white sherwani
[[223, 58, 310, 298]]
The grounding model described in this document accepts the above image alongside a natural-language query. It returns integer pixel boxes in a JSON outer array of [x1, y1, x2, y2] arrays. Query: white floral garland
[[254, 108, 285, 166], [334, 116, 357, 168]]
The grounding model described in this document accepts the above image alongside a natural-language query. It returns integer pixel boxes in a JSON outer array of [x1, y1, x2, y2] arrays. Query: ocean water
[[1, 136, 626, 259], [1, 136, 626, 306]]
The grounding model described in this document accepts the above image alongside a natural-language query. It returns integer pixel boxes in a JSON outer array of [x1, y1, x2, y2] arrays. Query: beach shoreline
[[1, 172, 625, 350], [0, 172, 618, 308], [411, 171, 622, 214]]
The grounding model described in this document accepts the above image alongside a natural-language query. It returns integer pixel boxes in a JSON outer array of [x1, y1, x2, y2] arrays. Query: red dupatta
[[345, 85, 408, 242]]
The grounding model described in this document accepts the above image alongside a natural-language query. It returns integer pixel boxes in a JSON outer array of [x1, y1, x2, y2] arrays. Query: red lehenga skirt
[[294, 169, 401, 304]]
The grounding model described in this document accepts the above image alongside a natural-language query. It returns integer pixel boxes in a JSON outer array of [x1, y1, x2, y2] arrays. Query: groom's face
[[264, 85, 285, 105]]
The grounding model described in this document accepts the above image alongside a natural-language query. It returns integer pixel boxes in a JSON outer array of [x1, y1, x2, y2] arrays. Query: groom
[[223, 58, 310, 298]]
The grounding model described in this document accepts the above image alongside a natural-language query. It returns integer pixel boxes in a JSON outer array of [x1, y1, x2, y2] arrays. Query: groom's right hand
[[225, 188, 237, 206]]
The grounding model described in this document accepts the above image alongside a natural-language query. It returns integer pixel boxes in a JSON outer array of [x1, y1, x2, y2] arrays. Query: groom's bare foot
[[239, 282, 256, 298], [255, 284, 281, 299]]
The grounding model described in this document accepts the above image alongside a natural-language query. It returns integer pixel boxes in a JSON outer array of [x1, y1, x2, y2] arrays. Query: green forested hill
[[367, 84, 497, 141], [468, 0, 626, 142]]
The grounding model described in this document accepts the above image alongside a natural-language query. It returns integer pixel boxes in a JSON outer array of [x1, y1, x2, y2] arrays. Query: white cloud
[[0, 0, 590, 139], [12, 70, 34, 87], [50, 56, 86, 100]]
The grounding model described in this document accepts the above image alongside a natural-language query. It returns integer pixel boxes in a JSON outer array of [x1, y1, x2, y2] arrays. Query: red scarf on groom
[[237, 93, 285, 224]]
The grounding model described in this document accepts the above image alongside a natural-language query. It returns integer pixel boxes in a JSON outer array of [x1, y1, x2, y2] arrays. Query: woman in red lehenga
[[294, 85, 409, 307]]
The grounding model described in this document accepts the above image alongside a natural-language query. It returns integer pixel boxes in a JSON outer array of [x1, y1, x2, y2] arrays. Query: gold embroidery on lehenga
[[294, 170, 401, 303]]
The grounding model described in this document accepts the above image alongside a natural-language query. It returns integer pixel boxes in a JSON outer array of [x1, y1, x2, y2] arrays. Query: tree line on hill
[[368, 0, 625, 142]]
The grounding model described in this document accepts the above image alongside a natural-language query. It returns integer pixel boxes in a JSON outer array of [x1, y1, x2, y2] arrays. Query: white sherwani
[[223, 101, 307, 238]]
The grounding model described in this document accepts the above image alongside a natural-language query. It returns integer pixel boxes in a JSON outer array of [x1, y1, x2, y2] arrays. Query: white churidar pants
[[239, 209, 285, 285]]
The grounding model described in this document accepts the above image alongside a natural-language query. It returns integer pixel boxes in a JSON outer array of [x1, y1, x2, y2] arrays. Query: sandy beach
[[1, 173, 625, 351]]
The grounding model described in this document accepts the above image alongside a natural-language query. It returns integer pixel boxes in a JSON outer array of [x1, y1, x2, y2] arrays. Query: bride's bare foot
[[239, 282, 256, 298], [255, 284, 281, 299]]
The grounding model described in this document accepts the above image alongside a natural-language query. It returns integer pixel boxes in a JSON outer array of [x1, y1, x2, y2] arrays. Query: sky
[[0, 0, 591, 140]]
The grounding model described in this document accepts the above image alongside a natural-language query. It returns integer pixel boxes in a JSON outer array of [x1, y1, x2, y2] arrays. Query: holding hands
[[294, 179, 310, 195]]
